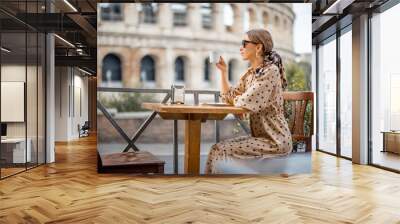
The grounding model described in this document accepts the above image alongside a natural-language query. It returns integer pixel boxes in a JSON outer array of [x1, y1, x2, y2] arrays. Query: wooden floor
[[0, 167, 26, 178], [373, 151, 400, 171], [1, 135, 400, 223]]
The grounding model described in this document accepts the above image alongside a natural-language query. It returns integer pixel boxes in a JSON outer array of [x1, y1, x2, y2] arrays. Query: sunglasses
[[242, 40, 258, 48]]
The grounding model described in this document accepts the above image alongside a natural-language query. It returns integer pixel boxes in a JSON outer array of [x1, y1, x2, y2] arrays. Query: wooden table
[[142, 103, 247, 174]]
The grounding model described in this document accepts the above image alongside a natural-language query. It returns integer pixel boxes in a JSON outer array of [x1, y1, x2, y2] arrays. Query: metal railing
[[97, 87, 250, 174]]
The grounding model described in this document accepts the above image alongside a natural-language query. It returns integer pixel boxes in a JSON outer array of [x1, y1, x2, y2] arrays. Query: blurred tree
[[285, 62, 311, 91], [99, 93, 154, 112], [283, 61, 313, 151]]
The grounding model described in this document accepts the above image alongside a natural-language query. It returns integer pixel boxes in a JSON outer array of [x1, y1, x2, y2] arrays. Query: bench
[[97, 151, 165, 174]]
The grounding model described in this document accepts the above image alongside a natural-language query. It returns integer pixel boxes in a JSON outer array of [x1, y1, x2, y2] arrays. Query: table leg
[[184, 119, 201, 175]]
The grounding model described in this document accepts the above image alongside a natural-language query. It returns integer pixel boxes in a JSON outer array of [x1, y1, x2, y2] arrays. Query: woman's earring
[[256, 51, 262, 59]]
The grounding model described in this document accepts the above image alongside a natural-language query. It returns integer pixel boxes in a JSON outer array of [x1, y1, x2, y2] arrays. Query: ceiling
[[0, 0, 97, 74], [309, 0, 390, 44]]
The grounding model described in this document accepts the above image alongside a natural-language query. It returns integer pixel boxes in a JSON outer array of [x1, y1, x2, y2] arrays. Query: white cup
[[209, 51, 221, 64]]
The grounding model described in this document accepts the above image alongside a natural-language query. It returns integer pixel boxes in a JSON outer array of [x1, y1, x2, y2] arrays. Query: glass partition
[[38, 32, 46, 165], [317, 36, 337, 154], [1, 31, 28, 177], [339, 28, 352, 158], [27, 30, 38, 169], [370, 3, 400, 171], [0, 0, 46, 179]]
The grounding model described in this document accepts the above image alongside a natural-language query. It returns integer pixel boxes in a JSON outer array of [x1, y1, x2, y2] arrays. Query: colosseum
[[97, 3, 296, 90]]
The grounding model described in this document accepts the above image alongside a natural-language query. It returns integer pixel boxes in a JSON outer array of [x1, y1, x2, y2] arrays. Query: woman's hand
[[237, 113, 245, 120], [216, 56, 227, 74], [217, 56, 230, 99]]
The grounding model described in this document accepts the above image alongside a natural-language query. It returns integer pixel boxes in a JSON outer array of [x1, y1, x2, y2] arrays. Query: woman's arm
[[216, 56, 245, 104], [233, 64, 280, 113], [220, 70, 230, 95], [216, 56, 230, 94]]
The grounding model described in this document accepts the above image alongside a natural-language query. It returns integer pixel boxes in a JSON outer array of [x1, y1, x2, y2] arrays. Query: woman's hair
[[246, 29, 287, 89]]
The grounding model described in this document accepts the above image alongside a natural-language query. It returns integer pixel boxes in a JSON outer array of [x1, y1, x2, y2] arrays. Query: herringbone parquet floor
[[1, 135, 400, 224]]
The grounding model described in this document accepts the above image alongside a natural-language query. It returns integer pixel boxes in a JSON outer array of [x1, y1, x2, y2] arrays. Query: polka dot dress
[[205, 62, 292, 174]]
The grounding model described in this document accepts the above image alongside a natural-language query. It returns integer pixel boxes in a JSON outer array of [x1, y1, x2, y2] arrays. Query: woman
[[205, 29, 292, 174]]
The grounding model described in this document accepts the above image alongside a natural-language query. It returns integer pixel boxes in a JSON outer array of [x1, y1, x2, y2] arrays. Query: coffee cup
[[209, 51, 221, 64]]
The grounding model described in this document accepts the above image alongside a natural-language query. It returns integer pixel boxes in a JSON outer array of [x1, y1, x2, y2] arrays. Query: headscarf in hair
[[246, 29, 287, 90], [264, 50, 287, 90]]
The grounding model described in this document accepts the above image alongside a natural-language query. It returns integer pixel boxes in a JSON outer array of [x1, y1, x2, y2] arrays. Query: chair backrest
[[283, 91, 314, 137]]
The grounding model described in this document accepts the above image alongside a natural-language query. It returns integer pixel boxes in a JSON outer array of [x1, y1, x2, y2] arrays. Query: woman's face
[[240, 34, 261, 61]]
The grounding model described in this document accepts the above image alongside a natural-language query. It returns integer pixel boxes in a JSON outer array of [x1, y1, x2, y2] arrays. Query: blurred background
[[97, 3, 312, 174], [98, 3, 311, 90]]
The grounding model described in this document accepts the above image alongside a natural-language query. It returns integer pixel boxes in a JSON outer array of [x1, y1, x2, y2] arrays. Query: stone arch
[[140, 55, 156, 82], [228, 58, 239, 82], [248, 7, 257, 29], [232, 4, 241, 32], [135, 49, 161, 87], [283, 17, 288, 30], [174, 55, 189, 82], [262, 11, 269, 27], [138, 3, 158, 24], [211, 3, 221, 31], [274, 14, 280, 27], [223, 4, 234, 32], [171, 3, 188, 26], [200, 3, 213, 29], [101, 53, 122, 86], [100, 3, 123, 21], [224, 3, 240, 33], [203, 57, 211, 81]]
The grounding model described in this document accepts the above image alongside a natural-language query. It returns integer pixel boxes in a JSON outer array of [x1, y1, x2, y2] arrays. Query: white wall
[[1, 65, 38, 138], [71, 73, 89, 138], [55, 67, 89, 141], [55, 67, 69, 141], [1, 64, 46, 164]]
